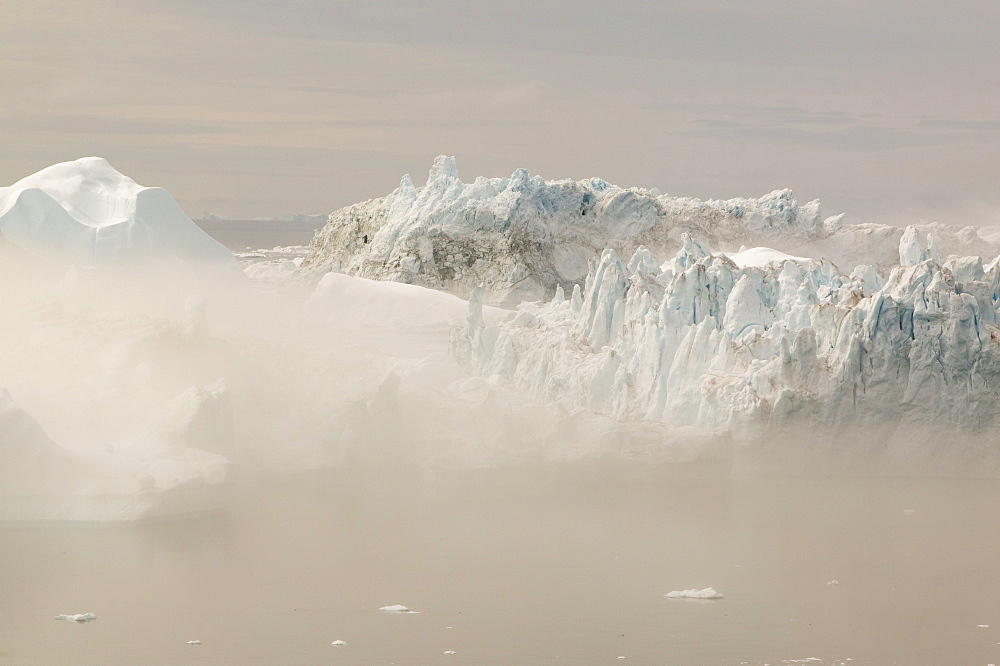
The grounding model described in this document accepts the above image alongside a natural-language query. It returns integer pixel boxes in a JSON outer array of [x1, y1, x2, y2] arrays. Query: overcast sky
[[2, 0, 999, 224]]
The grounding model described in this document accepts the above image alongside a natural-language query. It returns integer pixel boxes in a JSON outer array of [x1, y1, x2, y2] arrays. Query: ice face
[[455, 229, 1000, 475], [300, 157, 833, 306], [301, 157, 1000, 309]]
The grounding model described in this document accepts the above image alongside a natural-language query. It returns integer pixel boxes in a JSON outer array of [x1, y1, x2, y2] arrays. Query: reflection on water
[[3, 469, 1000, 665]]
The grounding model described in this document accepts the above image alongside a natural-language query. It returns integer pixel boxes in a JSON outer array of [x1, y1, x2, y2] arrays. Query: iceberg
[[455, 228, 1000, 475], [54, 613, 97, 622], [301, 157, 1000, 306], [301, 156, 835, 305], [665, 588, 724, 599], [379, 604, 418, 613], [0, 157, 237, 269]]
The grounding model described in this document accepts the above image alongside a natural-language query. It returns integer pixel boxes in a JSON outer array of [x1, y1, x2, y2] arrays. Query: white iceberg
[[0, 157, 237, 269], [55, 613, 97, 622], [379, 604, 418, 613], [666, 588, 724, 599]]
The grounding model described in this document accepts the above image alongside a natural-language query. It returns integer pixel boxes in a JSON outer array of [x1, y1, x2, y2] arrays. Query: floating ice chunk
[[380, 604, 418, 613], [827, 580, 840, 586], [903, 509, 915, 515], [786, 659, 822, 664], [187, 640, 202, 645], [666, 587, 724, 599], [977, 624, 990, 628], [331, 640, 348, 646], [444, 650, 457, 655], [55, 613, 96, 622]]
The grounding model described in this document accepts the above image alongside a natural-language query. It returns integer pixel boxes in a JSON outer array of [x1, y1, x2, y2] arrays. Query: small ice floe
[[903, 509, 915, 515], [445, 626, 453, 629], [380, 604, 418, 613], [977, 624, 990, 628], [187, 640, 202, 645], [617, 656, 627, 660], [827, 580, 840, 586], [444, 650, 456, 655], [331, 640, 348, 646], [785, 659, 822, 664], [55, 613, 96, 622], [665, 587, 724, 599]]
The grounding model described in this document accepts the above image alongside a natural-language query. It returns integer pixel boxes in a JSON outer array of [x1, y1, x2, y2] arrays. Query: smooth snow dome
[[0, 157, 237, 267], [723, 247, 812, 268]]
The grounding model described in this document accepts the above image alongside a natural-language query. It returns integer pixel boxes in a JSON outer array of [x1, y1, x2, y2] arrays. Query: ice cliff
[[301, 156, 1000, 305], [301, 156, 836, 304], [454, 231, 1000, 475], [0, 157, 237, 268]]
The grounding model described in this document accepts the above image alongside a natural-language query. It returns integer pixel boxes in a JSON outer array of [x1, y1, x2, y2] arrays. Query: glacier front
[[454, 231, 1000, 475]]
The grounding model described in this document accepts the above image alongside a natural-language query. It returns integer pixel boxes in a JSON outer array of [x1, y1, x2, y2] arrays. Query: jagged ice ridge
[[454, 230, 1000, 474]]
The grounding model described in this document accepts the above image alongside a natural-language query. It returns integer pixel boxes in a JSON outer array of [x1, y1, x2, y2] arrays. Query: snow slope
[[455, 230, 1000, 475], [0, 157, 237, 268], [300, 157, 1000, 305]]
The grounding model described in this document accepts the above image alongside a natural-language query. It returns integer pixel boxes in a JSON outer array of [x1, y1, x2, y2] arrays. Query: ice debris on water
[[977, 624, 990, 628], [666, 588, 724, 599], [827, 580, 840, 586], [187, 640, 202, 645], [331, 640, 348, 646], [444, 650, 457, 655], [55, 613, 96, 622], [380, 604, 418, 613]]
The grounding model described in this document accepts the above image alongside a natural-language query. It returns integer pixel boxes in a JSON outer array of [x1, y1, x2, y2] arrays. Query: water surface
[[3, 471, 1000, 665]]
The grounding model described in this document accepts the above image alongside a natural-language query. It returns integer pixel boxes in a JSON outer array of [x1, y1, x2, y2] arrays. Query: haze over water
[[5, 471, 1000, 665]]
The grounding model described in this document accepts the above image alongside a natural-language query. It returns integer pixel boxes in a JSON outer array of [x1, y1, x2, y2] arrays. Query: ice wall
[[301, 156, 834, 304], [301, 157, 1000, 305], [455, 230, 1000, 474]]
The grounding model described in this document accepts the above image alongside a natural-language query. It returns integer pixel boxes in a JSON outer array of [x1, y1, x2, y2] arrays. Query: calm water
[[3, 470, 1000, 665]]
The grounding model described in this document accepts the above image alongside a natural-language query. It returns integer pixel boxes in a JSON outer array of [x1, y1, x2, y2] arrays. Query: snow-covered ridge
[[454, 230, 1000, 475], [300, 156, 837, 305], [0, 157, 236, 267]]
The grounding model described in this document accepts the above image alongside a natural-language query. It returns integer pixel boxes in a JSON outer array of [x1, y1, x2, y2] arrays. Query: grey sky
[[2, 0, 999, 225]]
